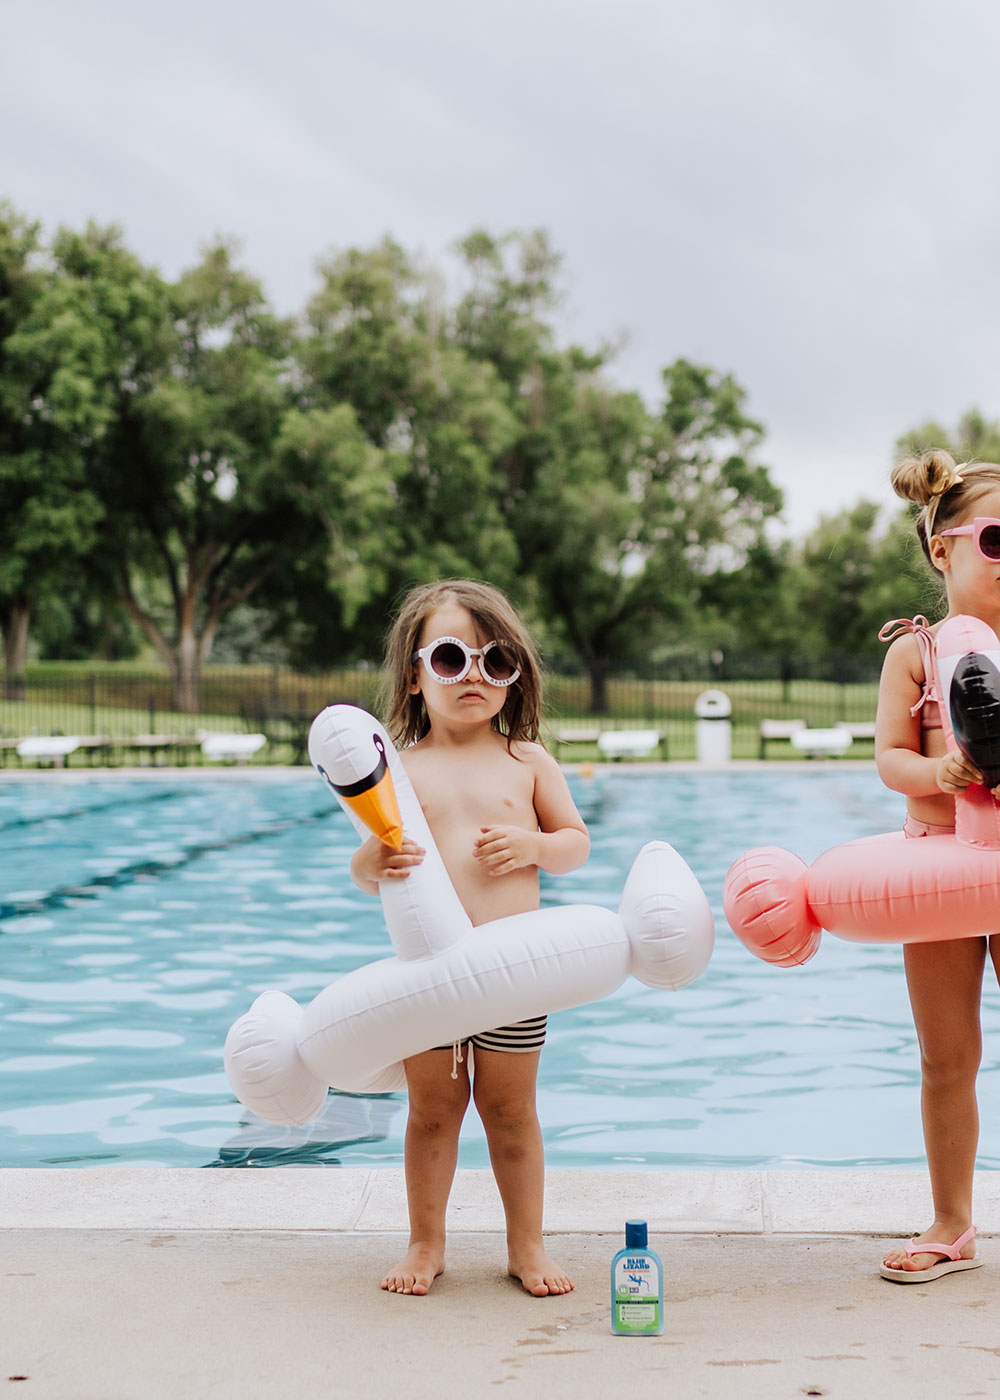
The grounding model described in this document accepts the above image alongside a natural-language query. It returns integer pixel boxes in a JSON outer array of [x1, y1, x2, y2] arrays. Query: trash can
[[694, 689, 732, 764]]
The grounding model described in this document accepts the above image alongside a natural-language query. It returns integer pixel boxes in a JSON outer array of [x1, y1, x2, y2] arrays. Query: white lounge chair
[[790, 727, 852, 758], [199, 732, 267, 764], [835, 721, 877, 743], [551, 727, 601, 757], [758, 719, 806, 758], [596, 729, 662, 760], [16, 736, 82, 768]]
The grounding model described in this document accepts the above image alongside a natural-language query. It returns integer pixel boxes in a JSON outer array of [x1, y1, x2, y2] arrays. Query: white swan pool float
[[225, 705, 715, 1124]]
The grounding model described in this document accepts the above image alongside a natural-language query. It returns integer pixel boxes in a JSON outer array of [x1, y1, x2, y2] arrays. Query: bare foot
[[881, 1221, 976, 1275], [507, 1243, 574, 1297], [381, 1242, 445, 1295]]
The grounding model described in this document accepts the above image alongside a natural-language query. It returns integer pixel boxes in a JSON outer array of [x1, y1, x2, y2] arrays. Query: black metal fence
[[0, 661, 883, 765]]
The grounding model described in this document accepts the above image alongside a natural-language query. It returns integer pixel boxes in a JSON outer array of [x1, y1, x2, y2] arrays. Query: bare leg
[[990, 932, 1000, 991], [882, 936, 986, 1274], [382, 1047, 470, 1295], [472, 1048, 573, 1296]]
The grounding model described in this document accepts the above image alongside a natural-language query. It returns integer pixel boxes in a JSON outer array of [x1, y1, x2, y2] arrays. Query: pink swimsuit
[[880, 617, 954, 836]]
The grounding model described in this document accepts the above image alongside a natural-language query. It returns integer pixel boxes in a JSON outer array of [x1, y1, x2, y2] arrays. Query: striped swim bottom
[[434, 1015, 547, 1054]]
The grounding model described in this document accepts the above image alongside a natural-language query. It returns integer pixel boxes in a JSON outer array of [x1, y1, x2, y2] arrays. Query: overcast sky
[[5, 0, 1000, 536]]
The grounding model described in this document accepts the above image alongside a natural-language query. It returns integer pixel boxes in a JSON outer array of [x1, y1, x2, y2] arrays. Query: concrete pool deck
[[4, 1168, 1000, 1398]]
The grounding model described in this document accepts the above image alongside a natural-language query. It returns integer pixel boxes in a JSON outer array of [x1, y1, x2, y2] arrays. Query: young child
[[877, 449, 1000, 1282], [350, 578, 590, 1297]]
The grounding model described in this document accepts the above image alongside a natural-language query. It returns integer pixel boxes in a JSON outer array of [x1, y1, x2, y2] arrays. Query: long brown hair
[[380, 579, 543, 749], [892, 449, 1000, 566]]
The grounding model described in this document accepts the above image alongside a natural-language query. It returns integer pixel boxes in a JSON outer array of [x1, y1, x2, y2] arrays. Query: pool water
[[2, 767, 999, 1170]]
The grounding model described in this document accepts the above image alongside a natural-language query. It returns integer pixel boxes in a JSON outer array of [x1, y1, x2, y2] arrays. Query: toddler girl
[[351, 579, 589, 1297]]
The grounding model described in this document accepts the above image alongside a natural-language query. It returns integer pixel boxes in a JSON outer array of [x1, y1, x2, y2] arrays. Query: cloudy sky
[[5, 0, 1000, 535]]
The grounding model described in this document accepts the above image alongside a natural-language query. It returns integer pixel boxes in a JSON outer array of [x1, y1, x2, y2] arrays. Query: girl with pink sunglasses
[[877, 450, 1000, 1282]]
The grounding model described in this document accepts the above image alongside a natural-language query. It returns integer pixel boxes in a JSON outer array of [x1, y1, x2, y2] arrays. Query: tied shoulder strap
[[879, 616, 940, 717]]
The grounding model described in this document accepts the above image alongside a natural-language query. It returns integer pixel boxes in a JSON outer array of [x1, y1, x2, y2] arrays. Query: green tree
[[697, 537, 801, 663], [445, 233, 786, 701], [867, 508, 942, 628], [778, 502, 939, 671], [897, 408, 1000, 467], [514, 356, 783, 709], [793, 502, 890, 665], [0, 202, 45, 690], [91, 241, 396, 710], [294, 238, 522, 630], [268, 400, 396, 636], [453, 228, 567, 393], [0, 214, 146, 693], [297, 238, 429, 449]]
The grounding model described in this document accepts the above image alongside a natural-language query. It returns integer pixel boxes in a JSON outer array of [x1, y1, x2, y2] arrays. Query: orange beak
[[343, 768, 404, 851]]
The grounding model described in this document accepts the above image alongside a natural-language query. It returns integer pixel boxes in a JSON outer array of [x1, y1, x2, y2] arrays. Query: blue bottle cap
[[625, 1219, 648, 1249]]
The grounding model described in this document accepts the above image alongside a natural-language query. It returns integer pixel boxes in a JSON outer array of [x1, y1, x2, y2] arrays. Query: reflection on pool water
[[2, 767, 998, 1170]]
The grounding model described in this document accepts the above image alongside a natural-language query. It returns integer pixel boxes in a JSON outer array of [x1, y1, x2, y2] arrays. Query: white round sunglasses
[[412, 636, 521, 686]]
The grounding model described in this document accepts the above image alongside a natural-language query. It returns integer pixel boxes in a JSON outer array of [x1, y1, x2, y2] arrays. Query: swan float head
[[315, 728, 403, 851]]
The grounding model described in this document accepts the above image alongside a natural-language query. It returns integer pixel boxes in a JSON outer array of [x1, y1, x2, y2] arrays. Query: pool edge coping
[[3, 1167, 997, 1236]]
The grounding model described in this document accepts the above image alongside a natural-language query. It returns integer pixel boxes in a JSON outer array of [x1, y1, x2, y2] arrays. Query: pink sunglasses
[[937, 517, 1000, 562]]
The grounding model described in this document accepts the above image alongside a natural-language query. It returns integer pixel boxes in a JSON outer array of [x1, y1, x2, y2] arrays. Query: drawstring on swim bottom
[[450, 1042, 464, 1080]]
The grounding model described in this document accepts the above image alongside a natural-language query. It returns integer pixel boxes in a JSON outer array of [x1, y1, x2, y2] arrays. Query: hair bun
[[891, 450, 962, 505]]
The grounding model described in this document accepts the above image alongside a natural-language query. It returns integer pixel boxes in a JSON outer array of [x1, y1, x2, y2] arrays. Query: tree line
[[0, 200, 978, 711]]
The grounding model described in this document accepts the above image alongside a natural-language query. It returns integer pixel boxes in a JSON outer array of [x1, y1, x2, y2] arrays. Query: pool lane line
[[0, 806, 338, 924], [0, 787, 179, 834]]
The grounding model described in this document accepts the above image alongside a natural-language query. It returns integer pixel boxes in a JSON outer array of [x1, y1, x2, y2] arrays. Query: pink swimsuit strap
[[879, 615, 941, 719]]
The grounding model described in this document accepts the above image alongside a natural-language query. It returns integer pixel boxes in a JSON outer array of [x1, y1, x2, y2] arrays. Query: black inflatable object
[[950, 652, 1000, 788]]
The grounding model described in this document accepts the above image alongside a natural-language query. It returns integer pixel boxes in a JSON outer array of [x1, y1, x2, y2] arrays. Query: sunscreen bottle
[[611, 1219, 663, 1336]]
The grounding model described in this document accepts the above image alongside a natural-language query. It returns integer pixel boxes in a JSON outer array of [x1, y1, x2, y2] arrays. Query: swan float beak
[[320, 734, 404, 850]]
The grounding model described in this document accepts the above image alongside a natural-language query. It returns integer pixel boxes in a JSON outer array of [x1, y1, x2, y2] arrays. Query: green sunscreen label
[[611, 1253, 662, 1335]]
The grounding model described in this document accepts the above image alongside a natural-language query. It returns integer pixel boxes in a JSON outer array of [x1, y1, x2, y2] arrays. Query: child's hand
[[474, 825, 538, 876], [352, 834, 425, 888], [936, 751, 983, 795]]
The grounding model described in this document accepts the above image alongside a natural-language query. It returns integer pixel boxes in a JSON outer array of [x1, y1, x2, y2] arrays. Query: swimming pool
[[2, 766, 999, 1170]]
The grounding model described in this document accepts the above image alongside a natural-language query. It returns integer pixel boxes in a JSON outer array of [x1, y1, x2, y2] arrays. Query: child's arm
[[876, 637, 983, 796], [350, 835, 425, 895], [474, 747, 589, 877]]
